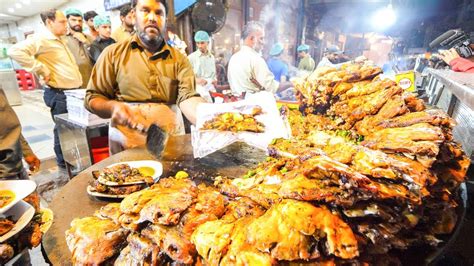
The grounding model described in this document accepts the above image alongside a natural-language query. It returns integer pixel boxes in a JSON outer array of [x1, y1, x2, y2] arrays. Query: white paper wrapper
[[192, 92, 291, 158]]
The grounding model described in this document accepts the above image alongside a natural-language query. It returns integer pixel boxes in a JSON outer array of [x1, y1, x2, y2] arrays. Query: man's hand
[[111, 102, 137, 128], [196, 78, 208, 86], [439, 48, 461, 64], [25, 154, 40, 173]]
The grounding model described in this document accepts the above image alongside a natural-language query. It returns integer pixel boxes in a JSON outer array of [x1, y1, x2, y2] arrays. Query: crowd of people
[[3, 0, 327, 172], [3, 0, 471, 179]]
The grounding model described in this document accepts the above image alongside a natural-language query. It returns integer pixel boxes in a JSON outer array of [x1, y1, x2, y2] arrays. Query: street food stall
[[40, 63, 472, 265]]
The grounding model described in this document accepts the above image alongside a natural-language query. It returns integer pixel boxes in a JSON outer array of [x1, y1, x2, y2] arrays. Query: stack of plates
[[0, 180, 37, 242]]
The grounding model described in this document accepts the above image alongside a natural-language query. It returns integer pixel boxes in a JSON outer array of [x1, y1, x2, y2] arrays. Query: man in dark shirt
[[0, 88, 40, 179], [88, 15, 116, 64]]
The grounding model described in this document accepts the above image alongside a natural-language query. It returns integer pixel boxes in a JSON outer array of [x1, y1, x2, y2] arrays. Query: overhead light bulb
[[8, 8, 14, 13], [372, 4, 396, 30], [15, 3, 22, 8]]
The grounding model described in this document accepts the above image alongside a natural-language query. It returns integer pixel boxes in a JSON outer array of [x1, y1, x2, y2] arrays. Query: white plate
[[0, 180, 37, 214], [86, 185, 128, 199], [96, 160, 163, 186], [0, 200, 35, 242]]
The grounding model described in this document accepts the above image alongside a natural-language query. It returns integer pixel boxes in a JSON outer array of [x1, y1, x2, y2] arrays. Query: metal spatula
[[145, 124, 169, 158]]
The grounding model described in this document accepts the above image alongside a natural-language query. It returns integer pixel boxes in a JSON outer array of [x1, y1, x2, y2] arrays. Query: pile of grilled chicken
[[66, 63, 469, 265], [66, 178, 362, 265]]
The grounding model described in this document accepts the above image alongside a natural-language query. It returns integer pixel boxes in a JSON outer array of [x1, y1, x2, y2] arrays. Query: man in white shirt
[[227, 21, 291, 97], [8, 8, 82, 168], [188, 31, 216, 86]]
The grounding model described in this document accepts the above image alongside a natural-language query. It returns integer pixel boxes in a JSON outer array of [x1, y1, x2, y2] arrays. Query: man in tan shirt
[[111, 5, 135, 43], [64, 8, 94, 88], [85, 0, 205, 146], [8, 9, 82, 168]]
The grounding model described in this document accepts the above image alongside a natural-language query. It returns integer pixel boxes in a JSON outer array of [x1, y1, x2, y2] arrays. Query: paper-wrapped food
[[192, 92, 291, 158]]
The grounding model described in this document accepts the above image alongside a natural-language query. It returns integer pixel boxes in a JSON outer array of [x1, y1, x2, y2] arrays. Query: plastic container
[[90, 136, 109, 163]]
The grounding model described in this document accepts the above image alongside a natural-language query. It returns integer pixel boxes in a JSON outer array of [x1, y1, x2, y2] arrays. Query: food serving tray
[[0, 200, 35, 242], [0, 180, 36, 214], [97, 160, 163, 186]]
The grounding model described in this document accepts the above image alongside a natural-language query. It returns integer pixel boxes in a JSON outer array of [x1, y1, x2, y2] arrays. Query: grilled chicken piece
[[376, 109, 455, 130], [118, 213, 141, 232], [138, 188, 195, 225], [180, 186, 227, 236], [65, 216, 128, 265], [142, 224, 196, 264], [341, 77, 395, 99], [193, 200, 359, 264], [403, 92, 426, 112], [95, 203, 122, 224], [362, 123, 445, 157], [221, 197, 266, 222], [120, 178, 197, 223], [344, 86, 403, 126], [0, 218, 14, 236], [126, 233, 156, 264], [355, 95, 409, 136], [0, 244, 14, 263], [247, 200, 358, 260]]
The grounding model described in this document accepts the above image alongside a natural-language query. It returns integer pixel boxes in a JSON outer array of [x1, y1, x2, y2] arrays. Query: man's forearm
[[277, 81, 293, 93], [179, 97, 206, 125], [88, 97, 117, 118]]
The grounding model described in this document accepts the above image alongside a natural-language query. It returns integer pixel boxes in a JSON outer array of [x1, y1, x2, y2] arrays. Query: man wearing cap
[[8, 9, 82, 168], [267, 43, 289, 82], [228, 21, 291, 97], [317, 45, 347, 69], [88, 15, 115, 64], [112, 5, 135, 43], [188, 31, 216, 86], [84, 11, 99, 40], [297, 44, 315, 72], [64, 8, 94, 88], [85, 0, 206, 152]]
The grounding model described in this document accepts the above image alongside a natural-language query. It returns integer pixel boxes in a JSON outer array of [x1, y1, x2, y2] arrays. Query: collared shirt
[[88, 37, 116, 64], [227, 45, 279, 95], [267, 57, 289, 82], [187, 49, 216, 82], [65, 32, 94, 88], [111, 25, 134, 43], [0, 88, 33, 178], [85, 34, 199, 110], [298, 54, 316, 72], [8, 30, 82, 89]]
